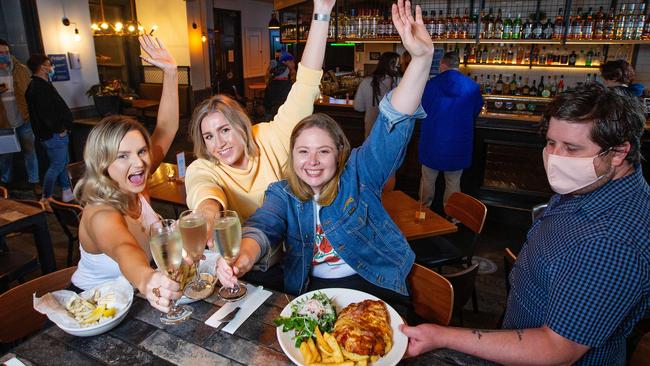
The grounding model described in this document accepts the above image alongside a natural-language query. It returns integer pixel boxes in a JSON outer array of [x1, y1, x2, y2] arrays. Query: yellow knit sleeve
[[184, 159, 228, 210]]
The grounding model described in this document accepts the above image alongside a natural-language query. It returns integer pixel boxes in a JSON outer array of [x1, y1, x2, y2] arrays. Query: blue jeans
[[0, 122, 40, 184], [41, 132, 71, 198]]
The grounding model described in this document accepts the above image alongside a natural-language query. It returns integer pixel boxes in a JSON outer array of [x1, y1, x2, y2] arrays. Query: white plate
[[276, 288, 407, 366]]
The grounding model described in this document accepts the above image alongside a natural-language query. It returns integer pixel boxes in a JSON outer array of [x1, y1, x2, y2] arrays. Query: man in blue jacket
[[418, 52, 482, 207]]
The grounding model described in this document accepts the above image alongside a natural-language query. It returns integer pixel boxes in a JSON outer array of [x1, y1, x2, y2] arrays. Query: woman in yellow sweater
[[185, 0, 333, 224]]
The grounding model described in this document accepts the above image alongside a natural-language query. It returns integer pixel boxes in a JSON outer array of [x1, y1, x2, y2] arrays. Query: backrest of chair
[[443, 263, 479, 314], [0, 186, 7, 199], [444, 192, 487, 234], [0, 266, 77, 343], [67, 161, 86, 191], [630, 331, 650, 365], [408, 263, 453, 326], [49, 199, 82, 233]]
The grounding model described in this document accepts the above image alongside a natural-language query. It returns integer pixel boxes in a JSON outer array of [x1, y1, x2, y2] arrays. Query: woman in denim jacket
[[216, 0, 434, 315]]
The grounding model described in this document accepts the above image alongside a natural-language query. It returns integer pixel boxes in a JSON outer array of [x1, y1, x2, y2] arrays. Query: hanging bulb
[[100, 22, 109, 30], [151, 24, 158, 31], [127, 23, 136, 32], [115, 22, 123, 31], [137, 25, 144, 31], [74, 28, 81, 42], [91, 23, 99, 31], [192, 22, 198, 29]]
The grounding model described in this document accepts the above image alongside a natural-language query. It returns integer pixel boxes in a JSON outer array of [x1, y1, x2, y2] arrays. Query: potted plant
[[85, 80, 136, 117]]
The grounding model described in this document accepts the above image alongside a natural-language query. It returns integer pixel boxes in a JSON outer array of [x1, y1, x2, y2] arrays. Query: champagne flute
[[149, 219, 193, 324], [213, 210, 247, 301], [178, 209, 212, 299]]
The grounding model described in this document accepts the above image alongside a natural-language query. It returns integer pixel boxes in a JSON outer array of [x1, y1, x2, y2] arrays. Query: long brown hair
[[75, 115, 152, 214], [189, 94, 259, 163], [284, 113, 351, 206]]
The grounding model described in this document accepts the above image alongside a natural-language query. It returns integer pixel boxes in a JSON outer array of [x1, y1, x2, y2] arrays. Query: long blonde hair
[[284, 113, 351, 206], [74, 116, 152, 214], [189, 94, 259, 163]]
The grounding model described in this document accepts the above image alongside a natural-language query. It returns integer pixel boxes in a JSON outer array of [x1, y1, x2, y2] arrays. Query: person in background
[[353, 51, 401, 137], [600, 59, 645, 97], [184, 0, 334, 291], [215, 0, 434, 317], [400, 50, 411, 75], [279, 51, 297, 82], [401, 83, 649, 365], [418, 51, 482, 207], [71, 36, 181, 313], [0, 38, 40, 196], [263, 59, 292, 120], [25, 54, 74, 207]]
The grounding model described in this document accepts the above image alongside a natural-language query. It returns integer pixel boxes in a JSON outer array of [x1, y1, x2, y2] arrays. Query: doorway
[[212, 8, 243, 99]]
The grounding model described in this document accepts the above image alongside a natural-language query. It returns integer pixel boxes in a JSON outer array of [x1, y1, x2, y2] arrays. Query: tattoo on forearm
[[471, 329, 525, 341]]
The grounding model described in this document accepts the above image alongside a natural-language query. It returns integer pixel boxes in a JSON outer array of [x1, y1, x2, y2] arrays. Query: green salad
[[274, 292, 337, 347]]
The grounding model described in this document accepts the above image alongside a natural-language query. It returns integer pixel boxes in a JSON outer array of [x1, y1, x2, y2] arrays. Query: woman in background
[[353, 51, 401, 137], [600, 59, 645, 97]]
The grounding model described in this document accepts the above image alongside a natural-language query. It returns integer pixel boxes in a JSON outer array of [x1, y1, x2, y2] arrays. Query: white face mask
[[542, 147, 610, 194]]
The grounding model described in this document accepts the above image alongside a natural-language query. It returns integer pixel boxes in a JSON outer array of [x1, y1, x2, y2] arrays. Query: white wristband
[[313, 13, 331, 22]]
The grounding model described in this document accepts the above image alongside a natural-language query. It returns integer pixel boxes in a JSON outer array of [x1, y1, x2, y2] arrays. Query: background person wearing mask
[[0, 38, 41, 195], [25, 54, 74, 207]]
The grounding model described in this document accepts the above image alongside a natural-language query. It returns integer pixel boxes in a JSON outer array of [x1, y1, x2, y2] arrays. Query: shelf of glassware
[[462, 63, 601, 70], [564, 39, 650, 45], [482, 94, 551, 103]]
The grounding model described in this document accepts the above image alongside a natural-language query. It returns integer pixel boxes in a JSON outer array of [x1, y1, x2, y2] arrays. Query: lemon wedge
[[102, 307, 117, 318]]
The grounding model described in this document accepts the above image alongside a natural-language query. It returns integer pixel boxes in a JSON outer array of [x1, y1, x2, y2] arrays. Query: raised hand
[[391, 0, 434, 59], [139, 35, 177, 74], [313, 0, 336, 13]]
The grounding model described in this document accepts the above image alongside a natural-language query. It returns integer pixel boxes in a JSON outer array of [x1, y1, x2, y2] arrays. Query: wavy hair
[[600, 60, 635, 85], [284, 113, 351, 206], [371, 52, 400, 106], [74, 116, 152, 214], [189, 94, 259, 163]]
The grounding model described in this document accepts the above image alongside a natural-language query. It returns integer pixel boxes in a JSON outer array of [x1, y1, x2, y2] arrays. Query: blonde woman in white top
[[72, 36, 180, 313]]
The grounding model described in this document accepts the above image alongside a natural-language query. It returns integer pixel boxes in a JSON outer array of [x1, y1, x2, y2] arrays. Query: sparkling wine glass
[[149, 219, 193, 324], [178, 209, 212, 299], [213, 210, 247, 301]]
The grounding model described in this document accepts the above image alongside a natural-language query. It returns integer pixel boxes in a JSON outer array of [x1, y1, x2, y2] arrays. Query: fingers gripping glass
[[213, 210, 247, 301], [149, 219, 193, 324], [178, 209, 212, 299]]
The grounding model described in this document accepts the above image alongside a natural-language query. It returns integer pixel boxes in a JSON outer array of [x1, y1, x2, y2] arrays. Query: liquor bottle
[[546, 48, 554, 65], [585, 48, 594, 66], [495, 74, 504, 94], [503, 76, 511, 95], [507, 45, 514, 64], [503, 13, 512, 39], [512, 14, 522, 39], [510, 75, 517, 95], [446, 10, 455, 38], [451, 8, 461, 39], [468, 10, 478, 39], [486, 8, 495, 38], [615, 4, 626, 39], [468, 45, 476, 63], [560, 48, 569, 64], [481, 45, 489, 63], [500, 45, 508, 64], [583, 8, 594, 39], [594, 7, 605, 39], [571, 8, 583, 40], [492, 45, 501, 64], [604, 7, 616, 40], [515, 47, 524, 64], [531, 45, 539, 64], [634, 4, 646, 40], [461, 8, 470, 39], [529, 79, 538, 96], [553, 8, 565, 39], [522, 77, 530, 95], [543, 17, 554, 39], [347, 9, 358, 38], [484, 74, 492, 94], [553, 47, 561, 64], [494, 9, 504, 39], [557, 75, 565, 94], [523, 16, 533, 39], [540, 76, 551, 97], [356, 8, 365, 38], [523, 47, 530, 64], [532, 16, 544, 39], [643, 6, 650, 40], [537, 46, 545, 65], [624, 4, 636, 40], [550, 75, 558, 96], [585, 73, 592, 84], [478, 74, 485, 92], [436, 10, 446, 39], [463, 44, 469, 64], [425, 10, 435, 37], [568, 50, 577, 66]]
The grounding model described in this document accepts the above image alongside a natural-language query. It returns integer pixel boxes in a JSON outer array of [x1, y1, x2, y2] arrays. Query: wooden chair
[[0, 266, 76, 346], [410, 192, 487, 312], [443, 263, 480, 326], [408, 263, 453, 326], [503, 247, 518, 296], [0, 186, 7, 198], [49, 198, 83, 266], [67, 161, 86, 191]]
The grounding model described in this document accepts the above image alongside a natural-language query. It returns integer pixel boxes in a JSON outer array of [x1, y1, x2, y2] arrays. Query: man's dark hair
[[542, 83, 645, 165], [441, 52, 460, 69], [0, 39, 9, 48], [600, 60, 635, 84], [27, 54, 50, 73]]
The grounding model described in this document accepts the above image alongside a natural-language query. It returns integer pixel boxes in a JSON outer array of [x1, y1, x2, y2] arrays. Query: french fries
[[65, 291, 118, 326], [298, 327, 378, 366]]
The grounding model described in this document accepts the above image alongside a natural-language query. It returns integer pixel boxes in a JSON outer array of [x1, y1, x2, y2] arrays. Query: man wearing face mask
[[400, 83, 649, 366], [0, 39, 41, 195], [25, 54, 74, 207]]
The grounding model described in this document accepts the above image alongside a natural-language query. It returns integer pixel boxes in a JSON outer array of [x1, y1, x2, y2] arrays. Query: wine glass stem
[[191, 261, 201, 289], [229, 281, 240, 294]]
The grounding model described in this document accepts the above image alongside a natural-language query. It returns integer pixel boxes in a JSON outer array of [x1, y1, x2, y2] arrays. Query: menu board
[[48, 54, 70, 82]]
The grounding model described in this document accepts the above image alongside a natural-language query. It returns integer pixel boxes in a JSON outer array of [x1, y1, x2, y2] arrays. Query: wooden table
[[123, 98, 160, 122], [0, 200, 56, 274], [147, 162, 188, 216], [2, 290, 497, 366], [382, 190, 457, 240]]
